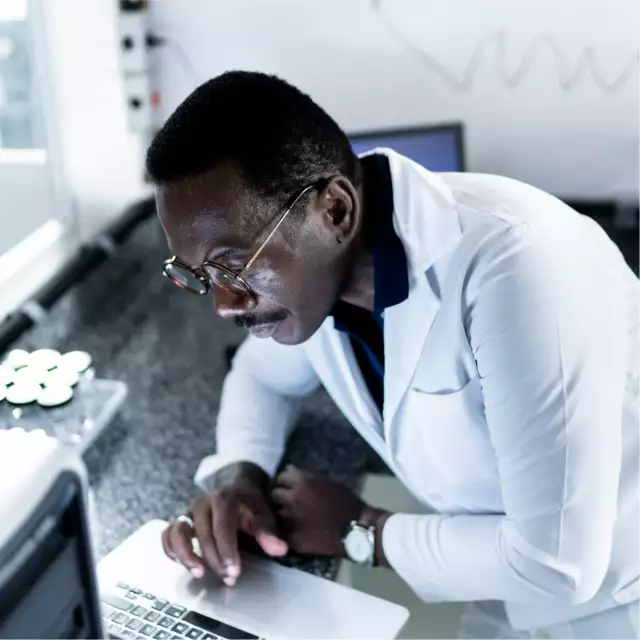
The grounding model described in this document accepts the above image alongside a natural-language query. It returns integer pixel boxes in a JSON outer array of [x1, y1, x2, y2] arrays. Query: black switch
[[122, 35, 135, 50]]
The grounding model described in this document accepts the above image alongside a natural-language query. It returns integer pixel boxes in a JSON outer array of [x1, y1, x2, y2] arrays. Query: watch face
[[345, 526, 373, 564]]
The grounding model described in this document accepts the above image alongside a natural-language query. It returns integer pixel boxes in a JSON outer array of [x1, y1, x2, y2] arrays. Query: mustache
[[234, 309, 289, 330]]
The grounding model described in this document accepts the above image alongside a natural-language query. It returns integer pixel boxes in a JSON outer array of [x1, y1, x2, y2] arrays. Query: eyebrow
[[204, 246, 244, 265]]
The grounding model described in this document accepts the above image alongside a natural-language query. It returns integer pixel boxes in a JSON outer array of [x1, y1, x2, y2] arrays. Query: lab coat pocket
[[398, 379, 499, 505]]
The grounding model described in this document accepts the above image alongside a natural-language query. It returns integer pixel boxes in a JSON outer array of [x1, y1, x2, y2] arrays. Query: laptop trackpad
[[182, 556, 298, 623]]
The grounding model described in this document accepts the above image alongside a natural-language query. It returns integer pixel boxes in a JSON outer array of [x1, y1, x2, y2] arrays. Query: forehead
[[156, 164, 263, 265]]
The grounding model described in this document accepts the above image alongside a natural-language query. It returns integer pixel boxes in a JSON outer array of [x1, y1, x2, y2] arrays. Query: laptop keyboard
[[102, 582, 262, 640]]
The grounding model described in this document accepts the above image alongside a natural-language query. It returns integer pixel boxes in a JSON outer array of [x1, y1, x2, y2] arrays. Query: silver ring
[[176, 514, 194, 529]]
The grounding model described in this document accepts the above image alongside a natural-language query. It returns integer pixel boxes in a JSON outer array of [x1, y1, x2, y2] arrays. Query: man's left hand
[[272, 465, 366, 557]]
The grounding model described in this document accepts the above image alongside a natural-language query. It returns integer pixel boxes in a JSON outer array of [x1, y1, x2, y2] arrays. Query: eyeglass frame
[[162, 177, 332, 298]]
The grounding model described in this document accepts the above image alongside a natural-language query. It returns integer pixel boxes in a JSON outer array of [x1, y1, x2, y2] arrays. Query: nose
[[213, 286, 256, 319]]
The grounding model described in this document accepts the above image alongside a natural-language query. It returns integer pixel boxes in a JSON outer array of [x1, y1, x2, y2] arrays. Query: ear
[[316, 176, 360, 245]]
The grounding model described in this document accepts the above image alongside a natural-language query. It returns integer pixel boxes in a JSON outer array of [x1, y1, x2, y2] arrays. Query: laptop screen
[[350, 124, 465, 172], [0, 472, 103, 639]]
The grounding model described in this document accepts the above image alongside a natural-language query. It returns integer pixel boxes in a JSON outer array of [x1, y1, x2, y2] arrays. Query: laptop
[[98, 520, 409, 639], [0, 428, 408, 639]]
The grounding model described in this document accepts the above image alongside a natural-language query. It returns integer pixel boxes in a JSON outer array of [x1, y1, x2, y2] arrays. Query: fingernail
[[224, 563, 240, 578], [223, 576, 236, 587], [190, 566, 204, 578]]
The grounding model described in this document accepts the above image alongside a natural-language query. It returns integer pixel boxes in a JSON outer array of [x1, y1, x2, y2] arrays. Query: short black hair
[[146, 70, 357, 200]]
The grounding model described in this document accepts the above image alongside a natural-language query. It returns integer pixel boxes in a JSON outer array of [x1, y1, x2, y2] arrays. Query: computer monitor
[[0, 430, 103, 639], [349, 123, 466, 172]]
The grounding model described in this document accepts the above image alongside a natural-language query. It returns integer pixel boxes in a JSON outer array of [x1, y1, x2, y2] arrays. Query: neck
[[338, 164, 375, 312]]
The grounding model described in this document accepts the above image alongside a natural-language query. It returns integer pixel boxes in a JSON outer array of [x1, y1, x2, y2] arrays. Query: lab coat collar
[[380, 148, 464, 439]]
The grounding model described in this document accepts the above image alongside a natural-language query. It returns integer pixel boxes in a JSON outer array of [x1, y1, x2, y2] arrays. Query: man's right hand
[[161, 462, 288, 586]]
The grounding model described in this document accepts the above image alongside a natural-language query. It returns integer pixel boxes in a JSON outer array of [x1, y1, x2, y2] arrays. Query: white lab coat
[[195, 149, 639, 630]]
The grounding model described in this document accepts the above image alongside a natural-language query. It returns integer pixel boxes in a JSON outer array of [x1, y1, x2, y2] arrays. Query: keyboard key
[[102, 603, 117, 619], [130, 588, 142, 595], [152, 599, 169, 612], [145, 611, 161, 623], [126, 618, 144, 631], [103, 593, 134, 612], [117, 582, 130, 590], [121, 631, 136, 640], [165, 605, 186, 618], [201, 635, 217, 640], [126, 591, 139, 600], [113, 612, 130, 625], [153, 631, 170, 640], [108, 621, 124, 637], [132, 605, 150, 618], [144, 592, 156, 600], [140, 623, 158, 636], [171, 622, 188, 634], [158, 616, 175, 629], [185, 629, 202, 640]]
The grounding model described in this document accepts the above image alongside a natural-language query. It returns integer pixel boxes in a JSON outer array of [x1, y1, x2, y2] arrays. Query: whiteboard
[[151, 0, 639, 200]]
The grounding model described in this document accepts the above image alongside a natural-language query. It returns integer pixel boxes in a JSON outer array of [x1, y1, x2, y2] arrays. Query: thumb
[[240, 502, 288, 557], [256, 529, 288, 557]]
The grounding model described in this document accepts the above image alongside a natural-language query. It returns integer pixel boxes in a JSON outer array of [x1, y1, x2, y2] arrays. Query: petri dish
[[37, 385, 74, 408], [44, 367, 80, 387], [58, 351, 92, 374], [3, 349, 30, 370], [6, 382, 41, 405], [29, 349, 61, 371], [0, 364, 15, 386]]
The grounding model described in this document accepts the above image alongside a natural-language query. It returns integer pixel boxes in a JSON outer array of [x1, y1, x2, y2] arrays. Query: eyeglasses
[[162, 179, 326, 298]]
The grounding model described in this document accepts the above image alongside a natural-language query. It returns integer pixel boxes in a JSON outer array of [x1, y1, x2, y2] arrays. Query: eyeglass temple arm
[[239, 183, 316, 276]]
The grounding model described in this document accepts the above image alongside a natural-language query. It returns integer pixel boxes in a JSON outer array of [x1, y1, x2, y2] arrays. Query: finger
[[211, 500, 241, 587], [193, 504, 224, 579], [239, 502, 289, 558], [168, 521, 204, 578], [256, 529, 289, 557], [161, 525, 178, 562]]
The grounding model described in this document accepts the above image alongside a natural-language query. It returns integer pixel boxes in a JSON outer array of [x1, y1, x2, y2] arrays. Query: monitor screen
[[0, 472, 103, 639], [350, 124, 465, 172]]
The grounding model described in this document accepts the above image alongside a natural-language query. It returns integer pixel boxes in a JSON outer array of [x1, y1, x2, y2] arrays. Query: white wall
[[0, 0, 152, 321], [42, 0, 151, 242], [150, 0, 639, 202]]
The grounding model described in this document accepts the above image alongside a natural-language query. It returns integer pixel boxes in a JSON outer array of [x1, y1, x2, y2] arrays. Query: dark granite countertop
[[13, 215, 387, 580]]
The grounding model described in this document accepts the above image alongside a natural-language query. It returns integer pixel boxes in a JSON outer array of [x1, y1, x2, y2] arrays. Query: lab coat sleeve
[[194, 335, 320, 492], [382, 222, 629, 605]]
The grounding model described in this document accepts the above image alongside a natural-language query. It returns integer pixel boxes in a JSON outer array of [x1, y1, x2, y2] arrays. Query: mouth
[[247, 321, 282, 339]]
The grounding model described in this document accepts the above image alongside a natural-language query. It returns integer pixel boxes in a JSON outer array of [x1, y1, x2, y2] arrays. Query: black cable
[[0, 197, 156, 356], [146, 32, 201, 85]]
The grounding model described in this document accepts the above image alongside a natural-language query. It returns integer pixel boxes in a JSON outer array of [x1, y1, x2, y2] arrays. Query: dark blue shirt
[[332, 154, 409, 415]]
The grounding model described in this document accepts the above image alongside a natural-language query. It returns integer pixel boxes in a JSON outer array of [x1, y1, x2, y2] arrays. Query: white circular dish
[[0, 364, 15, 386], [58, 350, 92, 374], [37, 385, 74, 408], [4, 349, 30, 370], [45, 367, 80, 387], [6, 382, 41, 405], [12, 365, 49, 386], [29, 349, 61, 371]]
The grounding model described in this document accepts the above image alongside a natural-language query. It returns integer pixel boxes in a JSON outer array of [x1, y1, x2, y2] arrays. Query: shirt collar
[[369, 153, 409, 313], [333, 154, 409, 329]]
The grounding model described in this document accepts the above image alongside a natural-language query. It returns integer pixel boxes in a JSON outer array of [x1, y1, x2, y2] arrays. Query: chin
[[272, 314, 326, 346]]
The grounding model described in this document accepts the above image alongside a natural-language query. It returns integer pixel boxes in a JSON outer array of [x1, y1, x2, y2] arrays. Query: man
[[147, 71, 639, 638]]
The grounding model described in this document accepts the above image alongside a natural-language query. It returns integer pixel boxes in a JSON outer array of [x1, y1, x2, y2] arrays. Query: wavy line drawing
[[372, 0, 639, 93]]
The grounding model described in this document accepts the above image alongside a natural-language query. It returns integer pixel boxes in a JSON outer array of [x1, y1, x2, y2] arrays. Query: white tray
[[0, 378, 128, 452]]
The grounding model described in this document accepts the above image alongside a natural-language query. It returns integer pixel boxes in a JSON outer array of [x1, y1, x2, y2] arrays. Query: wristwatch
[[342, 509, 382, 567]]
